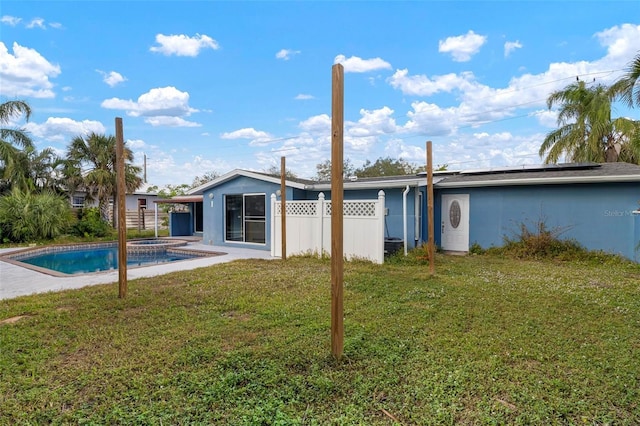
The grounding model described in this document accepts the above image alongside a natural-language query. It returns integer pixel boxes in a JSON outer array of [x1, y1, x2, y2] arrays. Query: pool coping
[[0, 240, 226, 278]]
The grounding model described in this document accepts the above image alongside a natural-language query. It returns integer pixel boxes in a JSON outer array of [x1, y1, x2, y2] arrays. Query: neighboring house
[[174, 163, 640, 261], [69, 189, 165, 230]]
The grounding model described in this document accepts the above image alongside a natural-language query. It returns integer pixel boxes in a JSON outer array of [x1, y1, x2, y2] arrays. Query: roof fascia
[[188, 169, 306, 194], [307, 177, 441, 191], [436, 175, 640, 188]]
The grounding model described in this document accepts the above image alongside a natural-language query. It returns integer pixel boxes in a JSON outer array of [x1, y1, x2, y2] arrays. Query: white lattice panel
[[286, 202, 316, 216], [324, 201, 376, 216], [344, 202, 376, 216]]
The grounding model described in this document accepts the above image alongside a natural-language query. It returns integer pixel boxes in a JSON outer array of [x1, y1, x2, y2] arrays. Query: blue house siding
[[305, 186, 422, 248], [438, 182, 640, 260], [202, 176, 283, 250]]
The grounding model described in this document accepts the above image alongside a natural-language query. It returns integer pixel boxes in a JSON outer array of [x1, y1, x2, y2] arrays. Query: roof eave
[[436, 175, 640, 188], [188, 169, 307, 194]]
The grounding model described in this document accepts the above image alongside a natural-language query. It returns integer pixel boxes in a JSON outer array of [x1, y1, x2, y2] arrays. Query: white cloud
[[221, 128, 271, 140], [403, 101, 460, 136], [504, 40, 523, 57], [276, 49, 300, 60], [594, 23, 640, 65], [299, 114, 331, 134], [97, 70, 127, 87], [25, 117, 106, 143], [127, 139, 147, 149], [1, 15, 22, 26], [438, 30, 487, 62], [334, 54, 392, 73], [150, 33, 219, 57], [294, 94, 314, 100], [101, 87, 200, 127], [26, 18, 46, 29], [0, 42, 61, 98], [220, 128, 273, 146], [49, 22, 63, 29], [145, 117, 201, 127], [387, 69, 477, 96]]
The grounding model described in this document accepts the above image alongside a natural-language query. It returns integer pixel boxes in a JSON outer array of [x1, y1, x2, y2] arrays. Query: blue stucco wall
[[202, 176, 283, 250], [437, 182, 640, 260], [306, 186, 422, 248], [199, 175, 423, 252]]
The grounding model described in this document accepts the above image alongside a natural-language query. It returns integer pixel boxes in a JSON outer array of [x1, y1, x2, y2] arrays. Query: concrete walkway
[[0, 242, 274, 301]]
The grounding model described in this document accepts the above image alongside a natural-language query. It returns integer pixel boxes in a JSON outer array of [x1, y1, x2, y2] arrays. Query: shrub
[[72, 207, 112, 238], [485, 217, 630, 264], [0, 189, 74, 242]]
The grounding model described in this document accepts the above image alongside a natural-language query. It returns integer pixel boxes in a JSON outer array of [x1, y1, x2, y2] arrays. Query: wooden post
[[331, 64, 344, 360], [280, 156, 287, 260], [116, 117, 128, 298], [426, 141, 435, 276]]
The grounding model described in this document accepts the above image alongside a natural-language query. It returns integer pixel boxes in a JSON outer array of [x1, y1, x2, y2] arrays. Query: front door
[[441, 194, 469, 252]]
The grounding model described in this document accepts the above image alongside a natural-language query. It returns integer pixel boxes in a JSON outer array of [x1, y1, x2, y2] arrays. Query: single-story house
[[435, 162, 640, 260], [170, 162, 640, 262]]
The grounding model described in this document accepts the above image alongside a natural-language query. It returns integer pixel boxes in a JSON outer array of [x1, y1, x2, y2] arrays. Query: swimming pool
[[3, 241, 219, 276]]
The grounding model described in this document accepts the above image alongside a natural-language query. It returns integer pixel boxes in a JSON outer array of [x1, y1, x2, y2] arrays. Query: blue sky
[[1, 1, 639, 188]]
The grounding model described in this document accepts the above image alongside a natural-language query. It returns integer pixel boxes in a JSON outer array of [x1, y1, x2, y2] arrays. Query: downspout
[[414, 188, 419, 248], [403, 185, 410, 255]]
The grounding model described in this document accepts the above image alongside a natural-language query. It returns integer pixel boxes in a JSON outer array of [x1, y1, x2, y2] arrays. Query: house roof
[[155, 195, 203, 204], [188, 169, 309, 194], [436, 162, 640, 188], [188, 168, 440, 193]]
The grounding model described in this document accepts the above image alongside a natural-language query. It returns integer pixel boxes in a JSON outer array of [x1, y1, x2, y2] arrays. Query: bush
[[484, 217, 630, 264], [72, 207, 112, 238], [0, 189, 74, 242]]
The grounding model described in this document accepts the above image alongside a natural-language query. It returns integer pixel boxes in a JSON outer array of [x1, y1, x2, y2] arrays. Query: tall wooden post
[[280, 156, 287, 260], [426, 141, 435, 276], [116, 117, 128, 298], [331, 64, 344, 359]]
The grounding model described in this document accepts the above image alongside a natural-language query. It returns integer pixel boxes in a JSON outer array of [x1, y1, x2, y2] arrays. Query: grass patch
[[1, 255, 639, 424]]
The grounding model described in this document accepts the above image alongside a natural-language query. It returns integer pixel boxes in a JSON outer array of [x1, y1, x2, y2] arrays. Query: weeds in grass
[[1, 256, 639, 424], [471, 217, 633, 265]]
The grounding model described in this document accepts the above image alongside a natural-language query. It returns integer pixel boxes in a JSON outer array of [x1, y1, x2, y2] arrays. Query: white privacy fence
[[271, 191, 386, 264]]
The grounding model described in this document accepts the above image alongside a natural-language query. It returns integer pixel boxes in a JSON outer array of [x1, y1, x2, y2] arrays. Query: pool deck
[[0, 241, 275, 301]]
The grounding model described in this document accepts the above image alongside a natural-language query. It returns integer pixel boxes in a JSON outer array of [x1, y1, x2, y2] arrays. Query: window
[[225, 194, 266, 244], [72, 196, 85, 208]]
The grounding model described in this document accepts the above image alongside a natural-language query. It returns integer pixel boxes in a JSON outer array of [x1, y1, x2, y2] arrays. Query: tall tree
[[610, 51, 640, 108], [9, 146, 62, 193], [66, 132, 142, 224], [539, 81, 638, 164], [0, 100, 34, 193], [315, 158, 356, 181], [355, 157, 420, 177]]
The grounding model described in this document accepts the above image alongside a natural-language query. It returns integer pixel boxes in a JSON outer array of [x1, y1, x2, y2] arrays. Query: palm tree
[[609, 52, 640, 162], [539, 81, 638, 164], [0, 100, 34, 192], [610, 51, 640, 108], [66, 132, 142, 224]]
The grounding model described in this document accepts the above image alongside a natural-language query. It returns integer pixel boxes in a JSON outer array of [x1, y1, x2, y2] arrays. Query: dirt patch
[[0, 315, 31, 325]]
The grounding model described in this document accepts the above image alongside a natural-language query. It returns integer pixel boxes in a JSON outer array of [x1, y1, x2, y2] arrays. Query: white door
[[441, 194, 469, 252]]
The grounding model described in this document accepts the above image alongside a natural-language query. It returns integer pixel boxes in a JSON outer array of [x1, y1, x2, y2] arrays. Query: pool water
[[18, 246, 203, 275]]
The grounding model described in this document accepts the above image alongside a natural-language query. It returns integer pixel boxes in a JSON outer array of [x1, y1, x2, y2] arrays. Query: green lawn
[[1, 254, 639, 425]]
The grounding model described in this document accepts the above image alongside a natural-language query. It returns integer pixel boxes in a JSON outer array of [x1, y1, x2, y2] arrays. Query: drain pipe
[[402, 185, 410, 255]]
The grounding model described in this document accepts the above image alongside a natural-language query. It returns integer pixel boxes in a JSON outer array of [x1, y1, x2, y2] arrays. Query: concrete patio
[[0, 242, 274, 300]]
